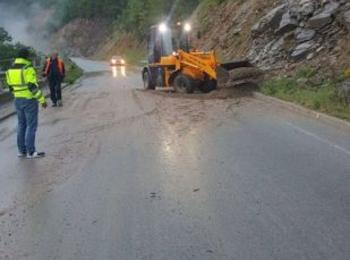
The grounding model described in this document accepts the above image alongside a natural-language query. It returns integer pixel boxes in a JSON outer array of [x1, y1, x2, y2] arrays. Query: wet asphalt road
[[0, 58, 349, 260]]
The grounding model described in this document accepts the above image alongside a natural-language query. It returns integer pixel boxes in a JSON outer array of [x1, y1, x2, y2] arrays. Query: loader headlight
[[184, 23, 192, 32], [159, 23, 168, 33]]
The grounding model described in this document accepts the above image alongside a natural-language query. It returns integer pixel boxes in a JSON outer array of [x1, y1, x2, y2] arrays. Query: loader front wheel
[[199, 79, 217, 93], [173, 74, 195, 94]]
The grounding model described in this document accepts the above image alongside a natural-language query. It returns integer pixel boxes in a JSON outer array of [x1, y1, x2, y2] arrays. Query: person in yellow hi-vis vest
[[6, 48, 47, 159]]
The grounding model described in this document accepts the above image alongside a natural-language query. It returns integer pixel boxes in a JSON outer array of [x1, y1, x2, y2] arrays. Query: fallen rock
[[307, 52, 315, 60], [308, 1, 341, 29], [316, 46, 325, 53], [343, 10, 350, 30], [299, 0, 317, 18], [270, 37, 285, 52], [309, 12, 333, 29], [291, 41, 316, 60], [275, 12, 298, 35], [232, 28, 241, 35], [323, 1, 341, 16], [295, 28, 316, 42], [251, 4, 287, 36]]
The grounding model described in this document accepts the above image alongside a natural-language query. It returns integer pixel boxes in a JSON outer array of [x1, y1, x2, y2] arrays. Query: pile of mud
[[141, 85, 255, 100]]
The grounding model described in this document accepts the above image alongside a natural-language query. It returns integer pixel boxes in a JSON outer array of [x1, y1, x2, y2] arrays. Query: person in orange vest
[[44, 52, 65, 107]]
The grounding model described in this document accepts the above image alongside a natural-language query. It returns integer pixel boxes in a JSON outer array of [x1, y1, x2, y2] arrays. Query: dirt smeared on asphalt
[[1, 63, 349, 259]]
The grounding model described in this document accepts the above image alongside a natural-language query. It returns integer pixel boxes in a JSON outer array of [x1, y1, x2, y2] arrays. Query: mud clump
[[202, 86, 255, 100], [143, 85, 256, 100]]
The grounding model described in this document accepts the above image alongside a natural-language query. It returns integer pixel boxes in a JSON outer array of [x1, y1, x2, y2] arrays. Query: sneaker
[[27, 152, 46, 159], [17, 152, 26, 158], [57, 100, 63, 107], [52, 103, 57, 107]]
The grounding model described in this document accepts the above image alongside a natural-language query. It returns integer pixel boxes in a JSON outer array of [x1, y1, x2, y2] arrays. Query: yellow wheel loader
[[142, 23, 261, 93]]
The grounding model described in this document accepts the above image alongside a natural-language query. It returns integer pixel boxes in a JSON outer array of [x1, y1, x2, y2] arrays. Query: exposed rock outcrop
[[251, 4, 288, 36], [51, 19, 109, 57], [248, 0, 350, 70]]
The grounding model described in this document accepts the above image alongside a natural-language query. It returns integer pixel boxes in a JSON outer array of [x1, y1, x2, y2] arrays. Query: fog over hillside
[[0, 1, 50, 52]]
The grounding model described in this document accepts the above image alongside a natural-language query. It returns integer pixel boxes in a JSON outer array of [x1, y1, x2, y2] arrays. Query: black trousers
[[49, 77, 62, 104]]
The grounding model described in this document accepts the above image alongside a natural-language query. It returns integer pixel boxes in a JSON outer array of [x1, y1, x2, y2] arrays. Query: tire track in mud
[[141, 88, 249, 138], [131, 89, 146, 111]]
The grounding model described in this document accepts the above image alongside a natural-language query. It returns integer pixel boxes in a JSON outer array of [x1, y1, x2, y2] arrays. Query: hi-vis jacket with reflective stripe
[[6, 58, 45, 104]]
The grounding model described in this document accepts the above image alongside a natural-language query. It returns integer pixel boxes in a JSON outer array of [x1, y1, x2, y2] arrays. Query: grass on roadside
[[260, 68, 350, 121], [63, 58, 83, 85]]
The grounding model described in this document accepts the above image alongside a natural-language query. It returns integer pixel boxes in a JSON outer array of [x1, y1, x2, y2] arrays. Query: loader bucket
[[218, 60, 263, 87], [220, 60, 253, 71]]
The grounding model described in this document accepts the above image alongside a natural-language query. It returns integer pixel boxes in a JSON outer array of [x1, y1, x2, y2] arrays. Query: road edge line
[[253, 92, 350, 131]]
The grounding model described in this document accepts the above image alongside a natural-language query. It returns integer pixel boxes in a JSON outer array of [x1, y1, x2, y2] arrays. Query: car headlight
[[121, 59, 125, 64], [111, 59, 116, 64]]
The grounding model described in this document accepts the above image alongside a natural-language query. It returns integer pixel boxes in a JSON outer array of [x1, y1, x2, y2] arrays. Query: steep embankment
[[50, 19, 110, 57], [93, 32, 145, 63], [192, 0, 277, 62], [193, 0, 350, 72], [49, 0, 350, 73], [192, 0, 350, 119], [51, 19, 145, 63]]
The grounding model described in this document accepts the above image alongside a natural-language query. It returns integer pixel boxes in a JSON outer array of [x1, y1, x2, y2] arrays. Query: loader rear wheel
[[199, 79, 217, 93], [143, 71, 155, 90], [173, 74, 195, 94]]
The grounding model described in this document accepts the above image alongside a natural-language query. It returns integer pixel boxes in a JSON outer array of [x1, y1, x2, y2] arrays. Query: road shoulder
[[253, 92, 350, 132]]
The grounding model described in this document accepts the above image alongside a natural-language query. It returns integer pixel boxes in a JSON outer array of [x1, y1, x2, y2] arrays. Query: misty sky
[[0, 2, 49, 52]]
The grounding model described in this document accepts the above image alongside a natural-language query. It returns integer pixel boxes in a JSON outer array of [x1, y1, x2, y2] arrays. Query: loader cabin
[[142, 22, 219, 94]]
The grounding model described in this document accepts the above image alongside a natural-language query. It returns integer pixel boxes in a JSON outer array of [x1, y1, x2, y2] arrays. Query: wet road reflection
[[111, 66, 126, 78]]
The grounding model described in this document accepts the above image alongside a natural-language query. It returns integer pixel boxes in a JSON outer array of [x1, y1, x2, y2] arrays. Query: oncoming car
[[110, 56, 126, 66]]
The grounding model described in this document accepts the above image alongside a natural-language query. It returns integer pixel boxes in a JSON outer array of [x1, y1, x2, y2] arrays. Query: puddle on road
[[111, 66, 127, 78]]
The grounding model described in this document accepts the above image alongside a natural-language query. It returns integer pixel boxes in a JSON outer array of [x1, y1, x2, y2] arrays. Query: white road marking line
[[286, 122, 350, 156]]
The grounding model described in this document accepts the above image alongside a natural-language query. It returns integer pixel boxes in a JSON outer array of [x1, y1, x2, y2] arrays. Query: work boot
[[27, 151, 46, 159], [17, 152, 26, 158], [57, 100, 63, 107]]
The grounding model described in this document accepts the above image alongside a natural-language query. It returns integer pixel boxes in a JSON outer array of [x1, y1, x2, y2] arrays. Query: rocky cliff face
[[50, 19, 109, 57], [193, 0, 350, 74], [50, 0, 350, 80], [249, 0, 350, 71]]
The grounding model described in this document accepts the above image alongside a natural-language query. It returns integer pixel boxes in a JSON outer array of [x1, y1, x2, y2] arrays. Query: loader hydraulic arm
[[177, 50, 217, 80]]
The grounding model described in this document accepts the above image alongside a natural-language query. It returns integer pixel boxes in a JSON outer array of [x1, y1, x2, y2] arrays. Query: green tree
[[0, 27, 12, 43]]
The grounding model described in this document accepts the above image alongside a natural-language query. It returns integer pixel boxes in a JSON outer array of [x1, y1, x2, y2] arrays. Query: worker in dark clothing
[[44, 52, 65, 107]]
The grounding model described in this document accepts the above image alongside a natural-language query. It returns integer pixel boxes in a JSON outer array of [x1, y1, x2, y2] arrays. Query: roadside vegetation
[[260, 68, 350, 121], [0, 27, 36, 71], [4, 0, 201, 37], [0, 27, 82, 90], [63, 58, 83, 85]]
